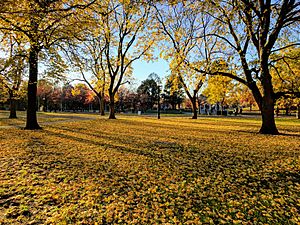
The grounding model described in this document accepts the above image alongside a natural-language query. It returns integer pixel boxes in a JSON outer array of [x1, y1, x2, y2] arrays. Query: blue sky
[[67, 58, 170, 90], [131, 58, 170, 86]]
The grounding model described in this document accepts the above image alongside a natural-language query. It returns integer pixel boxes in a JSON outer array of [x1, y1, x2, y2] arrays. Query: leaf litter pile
[[0, 116, 299, 224]]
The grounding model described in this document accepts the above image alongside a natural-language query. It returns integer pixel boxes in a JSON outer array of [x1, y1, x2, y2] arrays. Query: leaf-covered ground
[[0, 114, 299, 224], [0, 111, 99, 127]]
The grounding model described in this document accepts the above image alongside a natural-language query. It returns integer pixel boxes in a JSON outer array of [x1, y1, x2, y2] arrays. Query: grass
[[0, 112, 299, 224], [0, 111, 99, 127]]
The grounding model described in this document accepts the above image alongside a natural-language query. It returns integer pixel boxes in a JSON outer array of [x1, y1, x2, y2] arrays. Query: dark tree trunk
[[97, 95, 105, 116], [25, 46, 41, 130], [43, 97, 48, 112], [258, 65, 279, 135], [109, 95, 116, 119], [247, 63, 279, 135], [9, 92, 17, 119], [259, 98, 278, 134], [100, 94, 105, 116], [191, 98, 197, 119], [172, 103, 176, 110], [297, 105, 300, 119], [285, 107, 289, 116]]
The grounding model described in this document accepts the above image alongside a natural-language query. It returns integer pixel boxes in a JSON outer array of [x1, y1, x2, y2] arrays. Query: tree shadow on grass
[[236, 170, 300, 192], [44, 127, 220, 177], [279, 132, 300, 138], [237, 129, 300, 138], [44, 129, 165, 160], [44, 126, 276, 177], [43, 122, 300, 192]]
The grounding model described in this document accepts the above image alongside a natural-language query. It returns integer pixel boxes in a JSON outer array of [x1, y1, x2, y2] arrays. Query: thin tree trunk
[[297, 105, 300, 119], [172, 103, 176, 110], [100, 94, 105, 116], [191, 98, 197, 119], [9, 92, 17, 119], [25, 45, 41, 130], [285, 107, 289, 116], [43, 97, 48, 112], [109, 95, 116, 119]]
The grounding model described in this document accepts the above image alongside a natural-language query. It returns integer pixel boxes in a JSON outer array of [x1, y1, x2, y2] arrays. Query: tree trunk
[[259, 90, 279, 135], [285, 107, 289, 116], [191, 98, 197, 119], [109, 95, 116, 119], [9, 92, 17, 119], [297, 105, 300, 119], [98, 95, 105, 116], [260, 99, 278, 134], [25, 45, 41, 130], [172, 103, 176, 110], [43, 97, 48, 112], [249, 64, 279, 134], [100, 98, 105, 116], [197, 99, 201, 114], [259, 63, 278, 134]]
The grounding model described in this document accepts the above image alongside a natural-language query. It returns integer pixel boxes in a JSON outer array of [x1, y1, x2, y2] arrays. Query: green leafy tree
[[137, 73, 160, 111], [164, 75, 184, 110]]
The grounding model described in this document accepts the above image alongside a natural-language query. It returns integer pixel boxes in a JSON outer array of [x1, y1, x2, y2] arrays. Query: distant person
[[205, 105, 210, 115], [234, 107, 238, 116]]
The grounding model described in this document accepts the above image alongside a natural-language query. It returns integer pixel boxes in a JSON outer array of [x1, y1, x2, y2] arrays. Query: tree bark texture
[[100, 94, 105, 116], [191, 98, 197, 119], [9, 92, 17, 119], [258, 65, 279, 134], [25, 46, 41, 130], [109, 95, 116, 119]]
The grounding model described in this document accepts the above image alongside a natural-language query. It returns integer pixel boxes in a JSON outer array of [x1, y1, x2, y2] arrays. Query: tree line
[[0, 0, 299, 134], [1, 72, 264, 115]]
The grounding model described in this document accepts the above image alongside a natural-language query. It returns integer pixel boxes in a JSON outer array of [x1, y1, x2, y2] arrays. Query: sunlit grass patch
[[0, 110, 99, 127], [0, 115, 299, 224]]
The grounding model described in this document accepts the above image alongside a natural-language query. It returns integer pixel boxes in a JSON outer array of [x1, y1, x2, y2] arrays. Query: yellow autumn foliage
[[0, 111, 299, 224]]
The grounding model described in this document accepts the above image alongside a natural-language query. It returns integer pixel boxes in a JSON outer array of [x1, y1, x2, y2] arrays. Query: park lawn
[[0, 111, 99, 127], [0, 115, 299, 224]]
